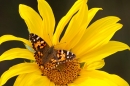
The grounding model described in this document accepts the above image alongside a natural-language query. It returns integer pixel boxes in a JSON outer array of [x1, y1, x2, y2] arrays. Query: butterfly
[[29, 33, 76, 69]]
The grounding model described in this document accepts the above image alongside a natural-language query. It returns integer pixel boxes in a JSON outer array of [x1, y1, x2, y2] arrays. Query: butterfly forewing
[[29, 33, 47, 51]]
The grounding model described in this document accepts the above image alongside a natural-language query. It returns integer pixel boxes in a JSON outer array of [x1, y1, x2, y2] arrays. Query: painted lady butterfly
[[29, 33, 76, 69]]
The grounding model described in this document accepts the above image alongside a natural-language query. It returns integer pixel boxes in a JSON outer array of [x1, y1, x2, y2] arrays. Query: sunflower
[[0, 0, 129, 86]]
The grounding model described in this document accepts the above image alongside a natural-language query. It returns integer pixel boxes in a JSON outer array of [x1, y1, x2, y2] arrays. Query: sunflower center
[[40, 59, 81, 85]]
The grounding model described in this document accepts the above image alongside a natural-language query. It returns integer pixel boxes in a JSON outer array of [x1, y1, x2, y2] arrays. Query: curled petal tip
[[19, 4, 25, 8]]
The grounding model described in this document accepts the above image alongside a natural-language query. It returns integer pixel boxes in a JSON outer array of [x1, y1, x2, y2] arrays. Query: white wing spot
[[41, 41, 44, 43], [61, 50, 64, 54], [67, 51, 69, 55], [67, 56, 69, 58], [36, 37, 40, 40]]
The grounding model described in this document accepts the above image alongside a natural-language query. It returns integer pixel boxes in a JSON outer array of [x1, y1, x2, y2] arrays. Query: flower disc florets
[[41, 59, 81, 85]]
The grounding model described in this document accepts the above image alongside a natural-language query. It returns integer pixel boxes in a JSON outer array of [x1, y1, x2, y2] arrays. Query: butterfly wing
[[56, 50, 76, 63], [29, 33, 49, 66], [29, 33, 47, 51], [29, 33, 76, 69]]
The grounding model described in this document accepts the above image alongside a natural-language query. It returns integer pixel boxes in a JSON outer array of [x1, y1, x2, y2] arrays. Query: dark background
[[0, 0, 130, 86]]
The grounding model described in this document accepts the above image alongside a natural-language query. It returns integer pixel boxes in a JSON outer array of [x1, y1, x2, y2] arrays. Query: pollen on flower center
[[40, 59, 81, 85]]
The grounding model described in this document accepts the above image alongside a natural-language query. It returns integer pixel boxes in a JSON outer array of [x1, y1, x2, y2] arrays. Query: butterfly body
[[29, 33, 76, 69]]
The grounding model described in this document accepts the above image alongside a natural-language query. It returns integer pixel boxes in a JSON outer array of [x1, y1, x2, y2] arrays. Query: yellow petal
[[77, 78, 116, 86], [109, 74, 129, 86], [74, 70, 129, 86], [82, 70, 129, 86], [83, 59, 105, 70], [19, 4, 43, 38], [0, 63, 39, 86], [38, 0, 55, 46], [14, 70, 41, 86], [14, 74, 26, 86], [0, 48, 34, 62], [87, 8, 102, 26], [30, 76, 54, 86], [59, 1, 88, 50], [15, 71, 55, 86], [74, 70, 108, 85], [79, 41, 129, 63], [68, 83, 77, 86], [0, 35, 31, 47], [53, 0, 83, 46], [72, 16, 122, 56], [65, 24, 86, 50]]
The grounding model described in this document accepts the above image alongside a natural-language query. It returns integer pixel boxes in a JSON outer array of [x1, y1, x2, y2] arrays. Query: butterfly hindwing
[[56, 50, 75, 62]]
